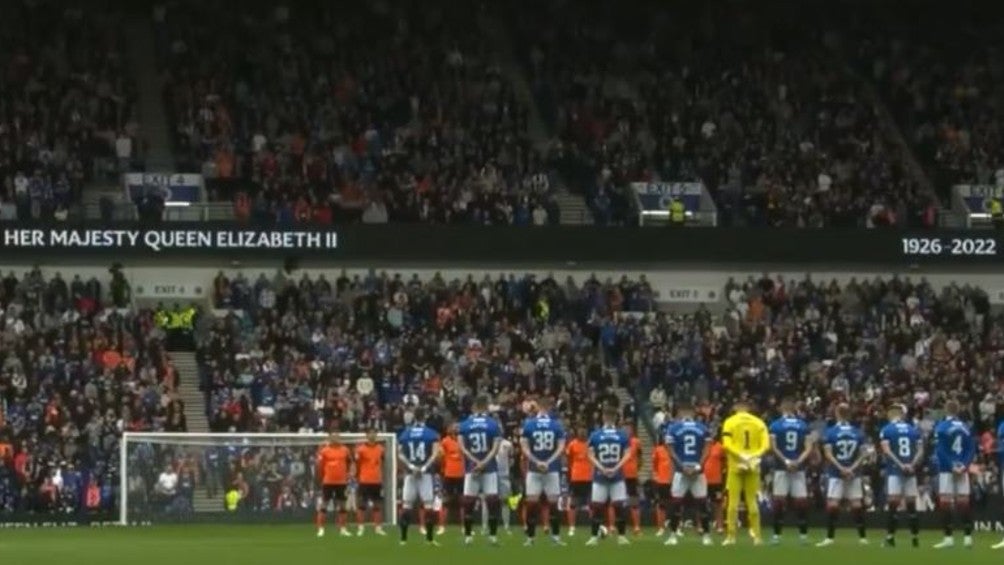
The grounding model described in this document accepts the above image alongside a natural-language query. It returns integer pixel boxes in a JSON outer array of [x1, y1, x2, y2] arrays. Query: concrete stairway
[[124, 16, 175, 171], [169, 350, 220, 513], [171, 351, 209, 433], [613, 387, 653, 482], [555, 192, 594, 225]]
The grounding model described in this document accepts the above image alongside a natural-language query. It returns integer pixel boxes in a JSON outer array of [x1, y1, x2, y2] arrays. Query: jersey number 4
[[950, 435, 964, 455]]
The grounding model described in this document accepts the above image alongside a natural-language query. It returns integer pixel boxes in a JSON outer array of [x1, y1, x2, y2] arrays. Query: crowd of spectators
[[510, 1, 937, 228], [155, 1, 560, 227], [4, 265, 1004, 518], [843, 6, 1004, 196], [636, 274, 1003, 505], [0, 268, 183, 516], [201, 269, 658, 436], [0, 1, 140, 222]]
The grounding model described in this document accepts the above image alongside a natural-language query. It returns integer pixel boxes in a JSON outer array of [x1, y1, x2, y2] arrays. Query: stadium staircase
[[172, 352, 209, 433], [124, 16, 175, 172], [614, 387, 653, 482], [478, 11, 594, 226], [171, 351, 220, 514]]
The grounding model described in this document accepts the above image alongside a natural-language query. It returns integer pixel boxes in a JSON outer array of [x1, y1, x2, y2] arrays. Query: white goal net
[[120, 433, 398, 526]]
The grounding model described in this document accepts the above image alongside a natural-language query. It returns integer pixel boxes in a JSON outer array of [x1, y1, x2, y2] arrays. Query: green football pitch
[[1, 525, 1001, 565]]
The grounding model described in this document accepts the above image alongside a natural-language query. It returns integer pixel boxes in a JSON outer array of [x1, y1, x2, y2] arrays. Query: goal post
[[120, 432, 398, 527]]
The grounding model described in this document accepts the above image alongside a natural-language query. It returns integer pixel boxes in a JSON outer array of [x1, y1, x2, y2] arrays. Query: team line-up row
[[315, 397, 997, 549]]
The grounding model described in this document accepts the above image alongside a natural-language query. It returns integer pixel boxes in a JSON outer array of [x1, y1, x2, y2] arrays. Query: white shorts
[[938, 472, 971, 497], [526, 471, 561, 498], [772, 470, 808, 498], [826, 477, 863, 501], [671, 472, 708, 499], [591, 480, 627, 504], [464, 471, 499, 497], [402, 473, 435, 508], [886, 475, 919, 499]]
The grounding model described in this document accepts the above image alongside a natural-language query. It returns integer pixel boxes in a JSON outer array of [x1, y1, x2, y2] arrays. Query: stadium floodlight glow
[[120, 432, 398, 527]]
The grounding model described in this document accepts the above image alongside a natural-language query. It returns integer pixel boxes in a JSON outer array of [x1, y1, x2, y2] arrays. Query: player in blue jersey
[[818, 403, 870, 547], [878, 404, 924, 548], [663, 402, 712, 547], [994, 418, 1004, 550], [768, 398, 814, 545], [457, 395, 503, 545], [520, 396, 567, 546], [932, 399, 976, 549], [397, 408, 443, 545], [585, 407, 631, 547]]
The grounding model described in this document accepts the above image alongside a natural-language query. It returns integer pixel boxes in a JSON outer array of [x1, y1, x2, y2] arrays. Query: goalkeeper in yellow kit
[[720, 400, 770, 546]]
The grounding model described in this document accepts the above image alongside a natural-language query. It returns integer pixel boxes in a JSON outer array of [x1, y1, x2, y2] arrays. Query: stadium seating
[[1, 267, 1000, 516], [155, 1, 559, 226], [509, 1, 937, 227], [0, 3, 139, 222]]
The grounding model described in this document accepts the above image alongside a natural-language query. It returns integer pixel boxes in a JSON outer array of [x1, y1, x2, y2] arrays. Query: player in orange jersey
[[354, 428, 386, 536], [652, 436, 674, 536], [439, 423, 465, 534], [316, 433, 353, 538], [565, 425, 592, 536], [704, 437, 726, 532]]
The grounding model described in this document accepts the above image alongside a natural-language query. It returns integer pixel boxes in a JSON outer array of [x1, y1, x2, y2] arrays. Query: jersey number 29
[[597, 443, 621, 464]]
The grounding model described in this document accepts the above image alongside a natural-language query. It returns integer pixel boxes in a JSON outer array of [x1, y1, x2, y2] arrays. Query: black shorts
[[358, 483, 383, 501], [625, 478, 639, 498], [322, 485, 347, 503], [655, 483, 671, 503], [570, 481, 591, 503], [443, 477, 464, 497], [707, 483, 723, 501]]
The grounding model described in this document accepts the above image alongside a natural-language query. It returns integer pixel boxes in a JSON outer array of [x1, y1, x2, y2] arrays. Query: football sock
[[796, 506, 808, 536], [356, 510, 365, 527], [315, 510, 325, 529], [487, 498, 500, 537], [615, 504, 627, 536], [906, 503, 919, 537], [399, 508, 411, 541], [853, 508, 866, 539], [773, 500, 784, 536], [425, 509, 437, 541], [826, 508, 837, 539], [525, 501, 539, 538], [886, 507, 898, 537], [337, 510, 347, 528], [548, 503, 560, 536], [590, 504, 603, 537], [961, 506, 973, 536], [668, 501, 681, 532], [941, 507, 953, 536], [463, 498, 476, 537], [630, 507, 640, 531]]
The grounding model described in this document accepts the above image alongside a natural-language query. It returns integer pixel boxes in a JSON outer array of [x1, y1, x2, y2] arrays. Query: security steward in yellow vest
[[669, 198, 686, 227], [991, 198, 1003, 229]]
